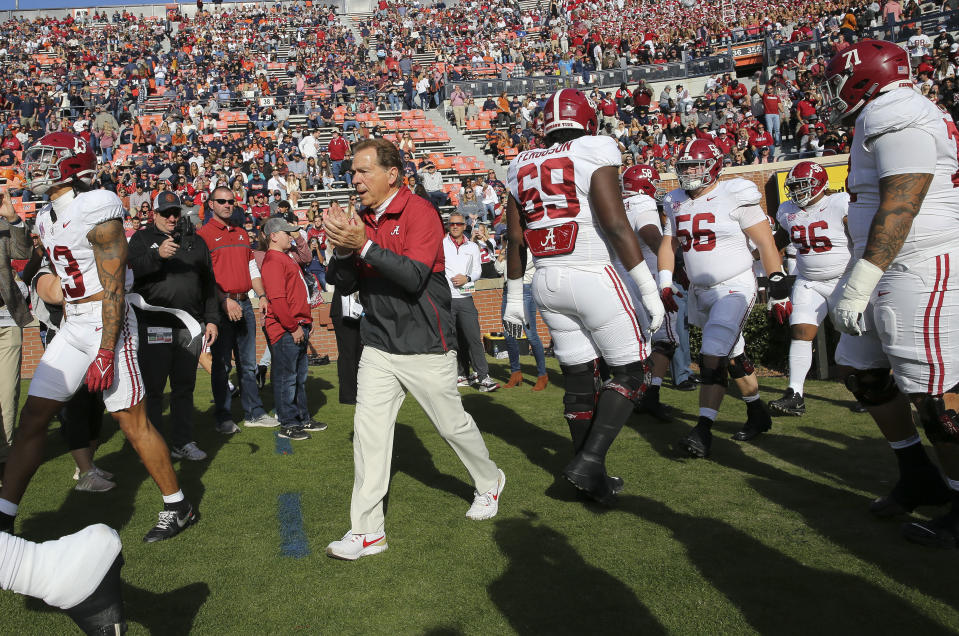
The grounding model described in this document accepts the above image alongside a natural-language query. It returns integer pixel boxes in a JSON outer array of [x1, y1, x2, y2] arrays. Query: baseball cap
[[263, 216, 299, 235], [153, 191, 181, 213]]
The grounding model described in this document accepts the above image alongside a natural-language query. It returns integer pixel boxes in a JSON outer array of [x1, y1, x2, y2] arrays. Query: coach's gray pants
[[349, 347, 499, 534]]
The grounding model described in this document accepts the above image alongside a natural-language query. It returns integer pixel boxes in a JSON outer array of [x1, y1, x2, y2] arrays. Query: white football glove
[[829, 259, 884, 336], [628, 261, 665, 336], [502, 278, 527, 339]]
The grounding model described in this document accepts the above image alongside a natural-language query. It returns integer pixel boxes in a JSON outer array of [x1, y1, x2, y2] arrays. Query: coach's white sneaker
[[466, 469, 506, 520], [326, 531, 388, 561], [73, 465, 114, 481]]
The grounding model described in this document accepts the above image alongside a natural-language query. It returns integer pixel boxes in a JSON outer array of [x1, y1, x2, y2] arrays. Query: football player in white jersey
[[768, 161, 852, 416], [823, 40, 959, 548], [0, 132, 196, 543], [616, 164, 678, 421], [503, 89, 665, 503], [658, 139, 789, 458]]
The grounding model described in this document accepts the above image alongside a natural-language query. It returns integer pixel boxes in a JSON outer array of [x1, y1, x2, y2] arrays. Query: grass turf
[[2, 359, 958, 635]]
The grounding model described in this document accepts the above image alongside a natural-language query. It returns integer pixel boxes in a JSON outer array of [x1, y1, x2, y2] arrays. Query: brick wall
[[17, 155, 845, 378]]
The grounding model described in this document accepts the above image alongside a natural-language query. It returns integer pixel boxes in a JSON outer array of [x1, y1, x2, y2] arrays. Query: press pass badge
[[147, 326, 173, 344]]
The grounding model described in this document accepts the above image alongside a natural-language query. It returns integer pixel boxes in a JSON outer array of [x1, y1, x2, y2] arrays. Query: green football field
[[2, 360, 958, 635]]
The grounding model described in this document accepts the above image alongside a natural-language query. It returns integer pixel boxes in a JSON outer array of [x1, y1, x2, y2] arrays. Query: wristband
[[658, 269, 673, 291], [845, 259, 885, 299]]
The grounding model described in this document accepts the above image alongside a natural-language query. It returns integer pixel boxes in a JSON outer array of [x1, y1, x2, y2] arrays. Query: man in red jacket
[[327, 129, 350, 182], [260, 216, 326, 441]]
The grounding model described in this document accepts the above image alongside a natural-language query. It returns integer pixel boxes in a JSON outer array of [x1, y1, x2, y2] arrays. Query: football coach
[[323, 138, 505, 561]]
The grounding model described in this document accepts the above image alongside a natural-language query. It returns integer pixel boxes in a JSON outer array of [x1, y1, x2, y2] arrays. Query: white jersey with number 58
[[662, 178, 767, 287], [34, 190, 126, 302], [847, 87, 959, 264], [507, 135, 621, 270], [776, 192, 851, 281]]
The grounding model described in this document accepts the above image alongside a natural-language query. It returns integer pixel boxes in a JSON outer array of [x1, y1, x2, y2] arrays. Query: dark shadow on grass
[[489, 515, 665, 634], [391, 422, 473, 503], [24, 581, 210, 635], [616, 494, 955, 635], [460, 393, 581, 502], [694, 441, 959, 610]]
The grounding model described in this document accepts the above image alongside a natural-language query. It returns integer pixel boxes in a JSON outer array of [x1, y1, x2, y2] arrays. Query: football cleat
[[680, 422, 712, 459], [563, 455, 619, 504], [768, 388, 806, 416], [901, 509, 959, 549], [869, 467, 952, 518], [733, 400, 772, 441]]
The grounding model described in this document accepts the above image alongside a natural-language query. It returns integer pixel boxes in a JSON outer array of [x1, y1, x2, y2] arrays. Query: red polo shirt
[[197, 216, 256, 294], [261, 249, 311, 344], [328, 136, 349, 161]]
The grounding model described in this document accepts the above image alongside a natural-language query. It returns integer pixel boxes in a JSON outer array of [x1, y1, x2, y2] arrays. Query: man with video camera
[[128, 192, 220, 461]]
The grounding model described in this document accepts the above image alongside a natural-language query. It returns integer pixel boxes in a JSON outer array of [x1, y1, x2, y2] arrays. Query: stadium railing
[[449, 53, 735, 98]]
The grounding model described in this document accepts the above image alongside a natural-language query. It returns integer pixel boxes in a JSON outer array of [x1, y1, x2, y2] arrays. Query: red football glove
[[86, 348, 116, 392], [661, 287, 679, 313], [770, 299, 792, 325]]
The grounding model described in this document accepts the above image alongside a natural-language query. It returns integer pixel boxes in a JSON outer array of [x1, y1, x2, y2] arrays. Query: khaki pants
[[453, 105, 466, 128], [0, 326, 23, 462], [349, 347, 499, 534]]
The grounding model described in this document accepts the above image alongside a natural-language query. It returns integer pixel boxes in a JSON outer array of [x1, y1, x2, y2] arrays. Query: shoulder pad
[[725, 178, 761, 206], [572, 135, 622, 167], [860, 88, 924, 139], [75, 190, 126, 227], [828, 191, 851, 209], [776, 201, 800, 225]]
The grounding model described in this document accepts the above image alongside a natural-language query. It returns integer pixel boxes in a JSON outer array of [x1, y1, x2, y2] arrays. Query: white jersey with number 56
[[776, 192, 851, 281], [507, 135, 621, 270], [847, 87, 959, 265], [662, 178, 767, 287], [34, 190, 126, 302]]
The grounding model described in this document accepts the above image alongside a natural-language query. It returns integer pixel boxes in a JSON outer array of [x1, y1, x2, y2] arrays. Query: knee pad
[[844, 368, 898, 406], [561, 361, 599, 421], [652, 340, 677, 358], [698, 355, 728, 387], [602, 359, 651, 402], [919, 396, 959, 445], [728, 353, 755, 379]]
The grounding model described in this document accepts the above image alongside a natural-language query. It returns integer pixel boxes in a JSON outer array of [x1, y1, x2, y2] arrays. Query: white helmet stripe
[[552, 90, 563, 126]]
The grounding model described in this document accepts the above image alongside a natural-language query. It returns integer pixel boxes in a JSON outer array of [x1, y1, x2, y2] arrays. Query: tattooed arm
[[88, 219, 127, 350], [862, 173, 932, 270]]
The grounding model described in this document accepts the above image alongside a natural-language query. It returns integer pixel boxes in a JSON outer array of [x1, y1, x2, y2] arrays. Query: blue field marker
[[275, 430, 293, 455], [277, 492, 310, 558]]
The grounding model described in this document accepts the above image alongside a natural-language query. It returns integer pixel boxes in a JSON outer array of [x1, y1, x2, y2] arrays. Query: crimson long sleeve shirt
[[261, 249, 311, 345]]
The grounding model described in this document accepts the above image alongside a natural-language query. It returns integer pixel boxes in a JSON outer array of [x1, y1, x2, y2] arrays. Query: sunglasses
[[157, 209, 181, 218], [448, 222, 466, 227], [213, 198, 235, 204]]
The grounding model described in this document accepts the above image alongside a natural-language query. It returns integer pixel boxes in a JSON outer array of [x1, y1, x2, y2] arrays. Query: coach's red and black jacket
[[327, 187, 454, 355]]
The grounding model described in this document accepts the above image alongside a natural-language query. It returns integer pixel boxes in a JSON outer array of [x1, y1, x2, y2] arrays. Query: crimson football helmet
[[622, 164, 664, 201], [675, 139, 722, 191], [543, 88, 598, 136], [784, 161, 829, 208], [820, 39, 912, 124], [23, 131, 96, 196]]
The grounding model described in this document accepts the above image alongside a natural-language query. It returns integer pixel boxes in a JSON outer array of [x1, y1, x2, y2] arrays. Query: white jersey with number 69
[[34, 190, 126, 302], [776, 192, 851, 281], [662, 178, 767, 287], [507, 135, 621, 270]]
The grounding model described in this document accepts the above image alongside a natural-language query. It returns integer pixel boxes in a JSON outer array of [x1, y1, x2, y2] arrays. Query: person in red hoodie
[[260, 216, 325, 441]]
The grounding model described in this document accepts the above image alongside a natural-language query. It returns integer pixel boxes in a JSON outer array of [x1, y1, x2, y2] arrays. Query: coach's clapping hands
[[323, 207, 367, 255]]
